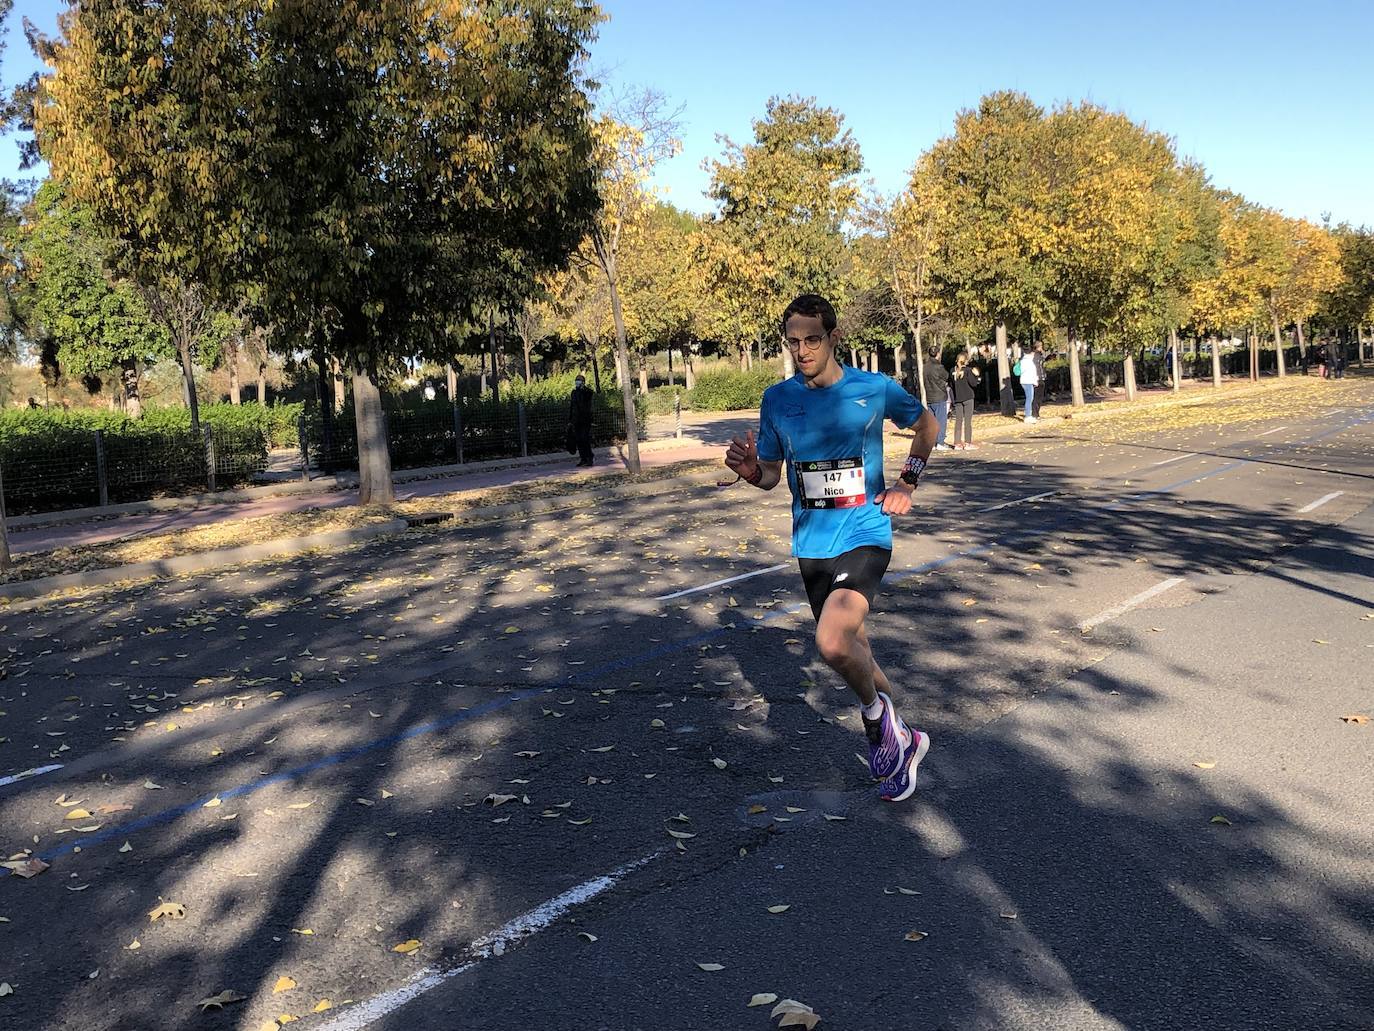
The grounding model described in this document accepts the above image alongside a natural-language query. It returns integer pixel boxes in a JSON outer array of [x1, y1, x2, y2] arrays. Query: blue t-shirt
[[756, 366, 925, 559]]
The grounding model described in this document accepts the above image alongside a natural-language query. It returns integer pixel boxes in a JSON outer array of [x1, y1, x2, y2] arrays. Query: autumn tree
[[8, 181, 169, 415], [705, 95, 863, 377], [1320, 225, 1374, 362], [1266, 218, 1341, 370], [581, 89, 682, 473], [35, 0, 602, 504], [619, 200, 698, 391], [924, 92, 1052, 415]]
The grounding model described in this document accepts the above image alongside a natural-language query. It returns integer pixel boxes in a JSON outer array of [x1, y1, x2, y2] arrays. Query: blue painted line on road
[[11, 403, 1371, 870]]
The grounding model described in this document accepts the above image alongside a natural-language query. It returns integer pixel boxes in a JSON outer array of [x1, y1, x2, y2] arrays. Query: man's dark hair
[[780, 293, 837, 335]]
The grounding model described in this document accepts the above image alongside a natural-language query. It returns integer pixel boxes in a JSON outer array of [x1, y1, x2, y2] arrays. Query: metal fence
[[301, 395, 637, 474], [0, 425, 268, 516]]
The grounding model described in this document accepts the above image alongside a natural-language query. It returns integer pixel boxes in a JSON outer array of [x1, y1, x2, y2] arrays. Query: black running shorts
[[797, 545, 892, 620]]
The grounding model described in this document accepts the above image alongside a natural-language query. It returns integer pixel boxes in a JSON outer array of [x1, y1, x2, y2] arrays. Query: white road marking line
[[0, 764, 64, 789], [978, 490, 1057, 513], [1298, 491, 1344, 514], [1150, 453, 1196, 467], [1077, 578, 1186, 633], [315, 852, 662, 1031], [654, 564, 788, 601], [1255, 426, 1288, 438]]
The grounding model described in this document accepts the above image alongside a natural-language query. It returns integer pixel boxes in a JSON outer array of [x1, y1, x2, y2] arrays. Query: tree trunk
[[229, 346, 241, 405], [605, 260, 641, 473], [488, 311, 500, 404], [892, 341, 904, 384], [1296, 320, 1307, 358], [637, 355, 648, 395], [1170, 326, 1182, 392], [1271, 312, 1286, 378], [178, 337, 201, 432], [912, 317, 928, 405], [1123, 353, 1137, 401], [1211, 336, 1222, 387], [849, 345, 858, 367], [685, 343, 696, 390], [120, 358, 144, 419], [995, 322, 1014, 416], [1249, 328, 1259, 381], [589, 338, 601, 392], [1358, 325, 1367, 367], [781, 341, 796, 377], [1067, 330, 1086, 408], [446, 363, 458, 401], [0, 456, 9, 572], [332, 358, 345, 411], [667, 346, 675, 387], [257, 361, 267, 406], [480, 348, 489, 394], [352, 366, 394, 506]]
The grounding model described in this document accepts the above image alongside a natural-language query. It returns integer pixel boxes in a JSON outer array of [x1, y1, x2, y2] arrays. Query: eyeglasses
[[784, 334, 829, 352]]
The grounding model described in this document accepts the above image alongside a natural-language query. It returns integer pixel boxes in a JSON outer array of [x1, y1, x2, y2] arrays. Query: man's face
[[782, 313, 837, 377], [575, 377, 585, 387]]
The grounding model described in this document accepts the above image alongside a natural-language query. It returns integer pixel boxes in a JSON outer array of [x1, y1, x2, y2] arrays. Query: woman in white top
[[1018, 345, 1040, 423]]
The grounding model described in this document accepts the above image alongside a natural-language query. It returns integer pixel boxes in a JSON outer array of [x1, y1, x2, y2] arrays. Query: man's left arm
[[876, 408, 937, 516]]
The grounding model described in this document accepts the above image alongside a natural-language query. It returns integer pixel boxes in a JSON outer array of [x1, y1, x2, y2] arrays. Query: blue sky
[[4, 1, 1371, 227]]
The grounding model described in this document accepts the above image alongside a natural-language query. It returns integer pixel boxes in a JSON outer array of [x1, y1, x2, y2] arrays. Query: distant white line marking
[[1255, 426, 1288, 438], [1077, 578, 1185, 632], [1150, 453, 1196, 467], [1298, 491, 1344, 514], [654, 564, 788, 601], [314, 852, 662, 1031], [0, 764, 63, 789], [978, 490, 1057, 513]]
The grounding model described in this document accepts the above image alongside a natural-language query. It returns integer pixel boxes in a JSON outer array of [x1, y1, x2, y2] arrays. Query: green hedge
[[305, 388, 647, 471], [687, 367, 782, 411], [0, 403, 283, 514]]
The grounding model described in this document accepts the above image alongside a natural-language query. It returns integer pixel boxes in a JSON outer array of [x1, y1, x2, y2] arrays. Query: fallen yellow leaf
[[904, 930, 929, 941], [1193, 761, 1217, 769], [273, 976, 296, 994], [148, 901, 186, 922], [1210, 814, 1232, 826], [313, 999, 333, 1013], [392, 939, 421, 955], [696, 962, 725, 972], [766, 904, 790, 914], [1340, 714, 1369, 725], [748, 992, 778, 1007], [64, 808, 92, 821]]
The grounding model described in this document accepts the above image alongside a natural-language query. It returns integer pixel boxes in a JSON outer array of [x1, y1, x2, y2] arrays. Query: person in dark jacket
[[920, 349, 951, 451], [1031, 342, 1047, 418], [569, 374, 595, 467], [950, 351, 981, 450]]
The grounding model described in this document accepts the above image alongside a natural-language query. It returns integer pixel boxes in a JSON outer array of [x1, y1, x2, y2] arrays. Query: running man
[[724, 294, 939, 801]]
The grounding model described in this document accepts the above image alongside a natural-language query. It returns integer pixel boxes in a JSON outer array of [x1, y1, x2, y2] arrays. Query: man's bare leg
[[813, 590, 891, 704]]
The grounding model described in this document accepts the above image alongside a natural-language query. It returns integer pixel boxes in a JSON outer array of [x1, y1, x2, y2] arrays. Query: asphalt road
[[1, 377, 1371, 1031]]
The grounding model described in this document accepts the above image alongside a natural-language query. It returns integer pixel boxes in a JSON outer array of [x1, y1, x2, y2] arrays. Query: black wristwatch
[[898, 455, 926, 487]]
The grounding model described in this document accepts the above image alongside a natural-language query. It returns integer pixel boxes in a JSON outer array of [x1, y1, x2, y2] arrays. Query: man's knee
[[815, 624, 851, 667]]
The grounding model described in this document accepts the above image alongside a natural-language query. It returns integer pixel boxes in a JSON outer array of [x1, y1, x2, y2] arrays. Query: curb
[[0, 465, 721, 608], [8, 436, 704, 531]]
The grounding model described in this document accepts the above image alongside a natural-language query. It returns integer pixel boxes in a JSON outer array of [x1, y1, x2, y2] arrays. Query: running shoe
[[879, 728, 929, 802], [863, 692, 911, 780]]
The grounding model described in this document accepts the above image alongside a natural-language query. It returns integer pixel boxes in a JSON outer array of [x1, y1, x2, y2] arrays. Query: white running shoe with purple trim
[[862, 692, 911, 781], [879, 728, 930, 802]]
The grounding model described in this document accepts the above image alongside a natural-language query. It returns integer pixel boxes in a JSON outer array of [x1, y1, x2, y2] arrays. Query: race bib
[[798, 457, 866, 509]]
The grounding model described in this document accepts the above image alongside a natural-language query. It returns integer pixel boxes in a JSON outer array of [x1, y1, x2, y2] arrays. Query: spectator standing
[[921, 349, 952, 451], [1031, 342, 1047, 418], [1018, 345, 1041, 423], [951, 351, 980, 450], [1331, 338, 1346, 379], [569, 374, 595, 467]]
